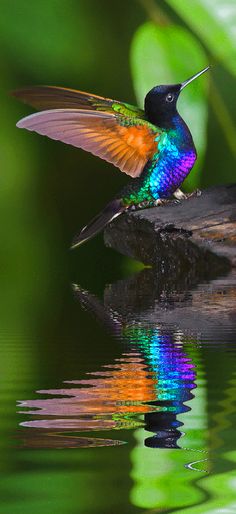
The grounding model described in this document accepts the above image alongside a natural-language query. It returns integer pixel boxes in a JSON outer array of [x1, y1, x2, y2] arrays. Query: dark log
[[104, 184, 236, 273]]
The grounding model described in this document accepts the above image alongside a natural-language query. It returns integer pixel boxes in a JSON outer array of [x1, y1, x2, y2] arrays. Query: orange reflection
[[18, 351, 158, 436]]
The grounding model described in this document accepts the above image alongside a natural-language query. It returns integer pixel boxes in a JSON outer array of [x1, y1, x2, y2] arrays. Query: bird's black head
[[144, 67, 210, 129], [145, 83, 181, 128]]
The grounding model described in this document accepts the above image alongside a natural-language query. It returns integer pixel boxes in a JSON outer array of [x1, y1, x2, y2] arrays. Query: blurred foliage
[[166, 0, 236, 77], [132, 0, 236, 189]]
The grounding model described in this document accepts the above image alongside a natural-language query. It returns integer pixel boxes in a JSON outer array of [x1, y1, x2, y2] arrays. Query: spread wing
[[13, 85, 145, 118], [14, 86, 161, 178], [17, 109, 160, 177]]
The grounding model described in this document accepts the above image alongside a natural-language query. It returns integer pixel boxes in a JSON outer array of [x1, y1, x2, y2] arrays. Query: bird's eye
[[166, 93, 174, 103]]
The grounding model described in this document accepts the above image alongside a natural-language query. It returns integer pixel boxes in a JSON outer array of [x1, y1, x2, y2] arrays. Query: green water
[[1, 263, 236, 514]]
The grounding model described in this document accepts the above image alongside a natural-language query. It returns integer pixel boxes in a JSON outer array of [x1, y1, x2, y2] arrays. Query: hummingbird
[[14, 66, 209, 248]]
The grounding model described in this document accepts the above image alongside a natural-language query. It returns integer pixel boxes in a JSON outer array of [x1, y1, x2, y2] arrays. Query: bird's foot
[[130, 190, 201, 212], [173, 188, 201, 201], [129, 201, 149, 211], [187, 188, 202, 198], [173, 188, 187, 200], [153, 198, 169, 207], [129, 199, 168, 211]]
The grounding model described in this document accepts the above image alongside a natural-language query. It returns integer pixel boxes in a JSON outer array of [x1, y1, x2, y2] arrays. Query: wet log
[[104, 184, 236, 273]]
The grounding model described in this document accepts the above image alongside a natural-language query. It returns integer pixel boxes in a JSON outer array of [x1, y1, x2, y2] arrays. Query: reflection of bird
[[14, 67, 209, 247], [74, 283, 196, 449]]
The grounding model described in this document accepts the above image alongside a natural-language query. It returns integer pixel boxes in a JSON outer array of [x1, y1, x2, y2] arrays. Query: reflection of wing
[[16, 108, 160, 178]]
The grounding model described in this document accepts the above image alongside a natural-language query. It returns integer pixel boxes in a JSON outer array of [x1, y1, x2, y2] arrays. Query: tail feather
[[71, 199, 126, 249]]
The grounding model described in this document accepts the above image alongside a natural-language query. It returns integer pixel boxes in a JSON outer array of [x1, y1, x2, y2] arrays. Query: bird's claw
[[190, 188, 201, 197], [130, 198, 168, 211], [153, 198, 169, 207], [129, 190, 202, 212], [184, 188, 202, 199], [130, 201, 150, 211], [173, 188, 201, 201], [173, 188, 187, 200]]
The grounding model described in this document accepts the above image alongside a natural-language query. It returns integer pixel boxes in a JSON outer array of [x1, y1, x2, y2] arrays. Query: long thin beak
[[180, 66, 210, 90]]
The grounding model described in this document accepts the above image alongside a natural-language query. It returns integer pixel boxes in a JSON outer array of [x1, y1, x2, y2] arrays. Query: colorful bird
[[14, 66, 209, 248]]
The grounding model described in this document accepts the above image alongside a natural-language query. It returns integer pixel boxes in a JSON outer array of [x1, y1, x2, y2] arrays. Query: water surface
[[1, 266, 236, 513]]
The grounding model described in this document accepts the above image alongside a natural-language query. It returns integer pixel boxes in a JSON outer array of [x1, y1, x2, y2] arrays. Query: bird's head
[[145, 66, 210, 128]]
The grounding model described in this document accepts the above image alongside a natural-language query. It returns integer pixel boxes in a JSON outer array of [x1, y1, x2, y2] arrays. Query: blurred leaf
[[130, 22, 209, 188], [166, 0, 236, 76]]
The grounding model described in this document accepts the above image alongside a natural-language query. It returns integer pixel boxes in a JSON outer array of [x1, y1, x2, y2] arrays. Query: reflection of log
[[104, 184, 236, 272], [103, 268, 236, 337]]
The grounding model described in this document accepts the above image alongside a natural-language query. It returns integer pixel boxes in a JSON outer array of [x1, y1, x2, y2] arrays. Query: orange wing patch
[[17, 109, 160, 178], [119, 125, 157, 158]]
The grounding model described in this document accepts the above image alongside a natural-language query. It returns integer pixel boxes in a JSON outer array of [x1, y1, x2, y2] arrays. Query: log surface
[[104, 184, 236, 273]]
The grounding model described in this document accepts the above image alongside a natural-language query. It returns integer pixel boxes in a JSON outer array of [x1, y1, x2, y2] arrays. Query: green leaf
[[130, 22, 209, 189], [166, 0, 236, 76]]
